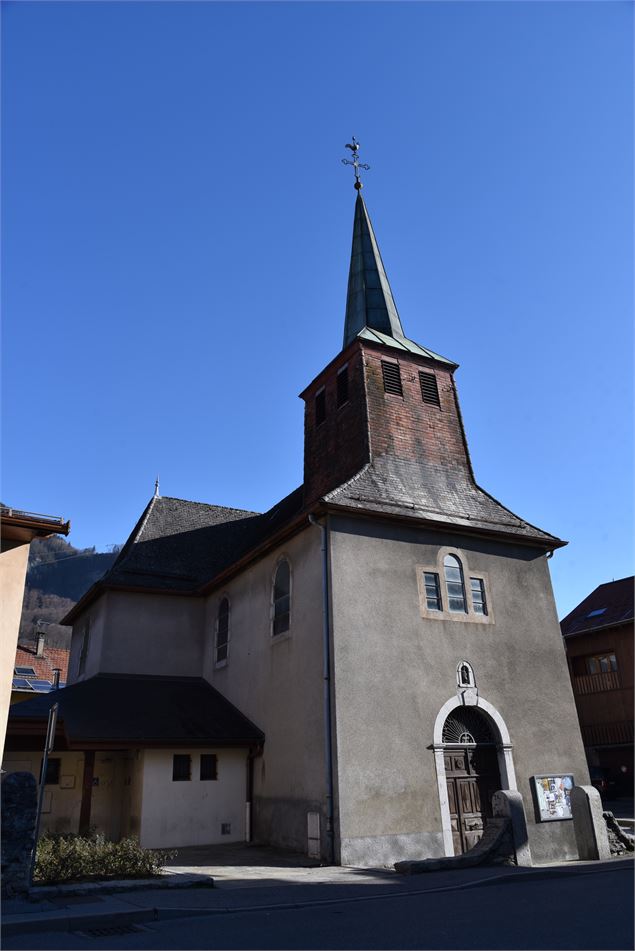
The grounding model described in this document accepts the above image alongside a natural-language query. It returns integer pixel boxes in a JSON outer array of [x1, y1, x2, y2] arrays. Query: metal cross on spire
[[341, 137, 370, 191]]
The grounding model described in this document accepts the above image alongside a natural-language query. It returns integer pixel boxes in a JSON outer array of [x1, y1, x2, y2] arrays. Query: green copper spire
[[343, 193, 405, 349]]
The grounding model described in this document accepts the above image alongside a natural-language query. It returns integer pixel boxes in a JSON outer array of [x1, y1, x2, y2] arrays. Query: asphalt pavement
[[2, 857, 633, 950]]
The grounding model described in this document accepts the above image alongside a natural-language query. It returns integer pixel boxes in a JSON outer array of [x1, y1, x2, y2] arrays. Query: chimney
[[36, 631, 46, 658]]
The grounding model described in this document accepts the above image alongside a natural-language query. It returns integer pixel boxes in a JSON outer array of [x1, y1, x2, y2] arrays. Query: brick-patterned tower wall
[[361, 343, 473, 475], [302, 343, 371, 505]]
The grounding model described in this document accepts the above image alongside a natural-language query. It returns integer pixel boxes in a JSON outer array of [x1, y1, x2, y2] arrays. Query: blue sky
[[2, 1, 632, 618]]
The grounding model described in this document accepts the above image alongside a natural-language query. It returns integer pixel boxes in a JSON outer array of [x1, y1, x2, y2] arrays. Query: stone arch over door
[[433, 696, 517, 857]]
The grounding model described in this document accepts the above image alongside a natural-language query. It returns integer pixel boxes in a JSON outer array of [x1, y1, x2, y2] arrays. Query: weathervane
[[341, 137, 370, 191]]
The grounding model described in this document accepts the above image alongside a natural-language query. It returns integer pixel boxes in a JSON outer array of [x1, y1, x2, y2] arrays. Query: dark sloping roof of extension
[[8, 674, 264, 748], [324, 455, 563, 547], [560, 576, 634, 638]]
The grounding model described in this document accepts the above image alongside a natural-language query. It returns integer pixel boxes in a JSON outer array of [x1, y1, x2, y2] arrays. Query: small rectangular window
[[172, 754, 191, 782], [336, 365, 349, 407], [381, 360, 403, 396], [200, 754, 218, 781], [470, 578, 488, 616], [40, 758, 61, 786], [419, 371, 440, 406], [586, 653, 617, 675], [315, 388, 326, 426], [423, 572, 442, 611]]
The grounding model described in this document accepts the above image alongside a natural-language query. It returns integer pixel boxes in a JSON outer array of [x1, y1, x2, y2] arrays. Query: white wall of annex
[[139, 748, 247, 849]]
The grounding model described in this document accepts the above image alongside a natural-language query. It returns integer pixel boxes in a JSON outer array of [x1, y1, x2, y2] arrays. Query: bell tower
[[301, 147, 472, 507]]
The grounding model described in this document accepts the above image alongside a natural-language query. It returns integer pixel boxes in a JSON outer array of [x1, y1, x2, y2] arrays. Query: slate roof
[[65, 459, 559, 621], [324, 455, 563, 546], [63, 487, 306, 619], [102, 495, 264, 591], [8, 673, 264, 747], [560, 576, 634, 638]]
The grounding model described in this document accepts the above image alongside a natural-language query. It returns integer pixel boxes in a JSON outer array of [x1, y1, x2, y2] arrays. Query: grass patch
[[34, 833, 176, 885]]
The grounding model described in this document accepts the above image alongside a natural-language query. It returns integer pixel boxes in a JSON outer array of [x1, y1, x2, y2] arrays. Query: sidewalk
[[3, 855, 633, 939]]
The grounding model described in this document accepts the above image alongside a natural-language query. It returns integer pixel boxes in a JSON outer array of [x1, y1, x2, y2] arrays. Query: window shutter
[[419, 371, 440, 406], [381, 361, 403, 396]]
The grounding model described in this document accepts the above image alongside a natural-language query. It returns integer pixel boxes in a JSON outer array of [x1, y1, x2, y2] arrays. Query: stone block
[[570, 785, 611, 861], [492, 789, 532, 867]]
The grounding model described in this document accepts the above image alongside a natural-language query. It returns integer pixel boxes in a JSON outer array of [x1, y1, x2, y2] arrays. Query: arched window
[[444, 554, 467, 613], [215, 598, 230, 665], [272, 560, 291, 637]]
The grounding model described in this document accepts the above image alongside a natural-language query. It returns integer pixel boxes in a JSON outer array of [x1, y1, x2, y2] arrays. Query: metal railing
[[0, 507, 67, 525]]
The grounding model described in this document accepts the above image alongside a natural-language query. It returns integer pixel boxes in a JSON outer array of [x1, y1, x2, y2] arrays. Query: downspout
[[308, 513, 335, 865]]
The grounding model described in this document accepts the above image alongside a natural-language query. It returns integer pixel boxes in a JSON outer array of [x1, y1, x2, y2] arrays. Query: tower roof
[[343, 193, 405, 348]]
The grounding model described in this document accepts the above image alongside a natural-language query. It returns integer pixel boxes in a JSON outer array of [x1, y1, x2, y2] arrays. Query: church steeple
[[343, 193, 405, 348]]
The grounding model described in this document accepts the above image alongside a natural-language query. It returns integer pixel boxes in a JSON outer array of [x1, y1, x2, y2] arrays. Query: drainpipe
[[308, 513, 335, 865]]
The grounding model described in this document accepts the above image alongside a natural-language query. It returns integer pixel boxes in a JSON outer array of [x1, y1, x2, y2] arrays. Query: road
[[4, 861, 633, 950]]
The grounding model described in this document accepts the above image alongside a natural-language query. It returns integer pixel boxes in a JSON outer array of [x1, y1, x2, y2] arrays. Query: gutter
[[308, 513, 335, 866]]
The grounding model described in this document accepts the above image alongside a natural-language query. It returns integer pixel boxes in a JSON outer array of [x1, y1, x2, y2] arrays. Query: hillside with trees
[[19, 536, 120, 649]]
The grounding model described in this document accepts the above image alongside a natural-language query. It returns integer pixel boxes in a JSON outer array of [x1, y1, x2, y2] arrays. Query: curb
[[29, 872, 214, 899]]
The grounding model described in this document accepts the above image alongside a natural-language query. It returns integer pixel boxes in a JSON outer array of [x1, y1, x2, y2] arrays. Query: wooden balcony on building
[[573, 670, 621, 695], [581, 720, 634, 747]]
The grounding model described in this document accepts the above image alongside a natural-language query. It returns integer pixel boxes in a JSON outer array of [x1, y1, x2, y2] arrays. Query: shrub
[[34, 833, 176, 885]]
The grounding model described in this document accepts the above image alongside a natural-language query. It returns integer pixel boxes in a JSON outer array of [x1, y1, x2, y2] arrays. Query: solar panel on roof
[[586, 608, 607, 618], [15, 666, 36, 676], [27, 680, 52, 692], [12, 677, 30, 689]]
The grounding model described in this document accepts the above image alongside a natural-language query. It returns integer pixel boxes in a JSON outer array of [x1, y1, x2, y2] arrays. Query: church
[[6, 154, 590, 867]]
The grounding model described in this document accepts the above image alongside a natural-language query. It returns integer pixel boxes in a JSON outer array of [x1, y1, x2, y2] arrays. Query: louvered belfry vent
[[419, 371, 440, 406], [381, 360, 403, 396]]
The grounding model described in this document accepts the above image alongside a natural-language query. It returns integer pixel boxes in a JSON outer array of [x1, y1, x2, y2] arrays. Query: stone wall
[[1, 772, 37, 897]]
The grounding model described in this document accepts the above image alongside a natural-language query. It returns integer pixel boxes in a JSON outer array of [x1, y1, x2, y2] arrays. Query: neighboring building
[[0, 507, 69, 758], [11, 636, 70, 705], [6, 184, 589, 865], [561, 577, 634, 796]]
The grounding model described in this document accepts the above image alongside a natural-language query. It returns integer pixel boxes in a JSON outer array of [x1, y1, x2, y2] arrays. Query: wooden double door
[[445, 745, 501, 854]]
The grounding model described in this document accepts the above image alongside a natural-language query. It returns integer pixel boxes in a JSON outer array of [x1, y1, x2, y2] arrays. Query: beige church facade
[[6, 187, 589, 866]]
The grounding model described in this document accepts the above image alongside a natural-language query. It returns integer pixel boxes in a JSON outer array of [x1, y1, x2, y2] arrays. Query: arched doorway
[[442, 707, 501, 854]]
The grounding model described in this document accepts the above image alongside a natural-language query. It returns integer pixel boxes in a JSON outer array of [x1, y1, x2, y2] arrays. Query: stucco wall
[[203, 526, 327, 855], [328, 515, 590, 866], [0, 543, 30, 756], [139, 748, 247, 849], [2, 752, 83, 835], [2, 751, 129, 840], [70, 591, 205, 680], [67, 594, 109, 684]]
